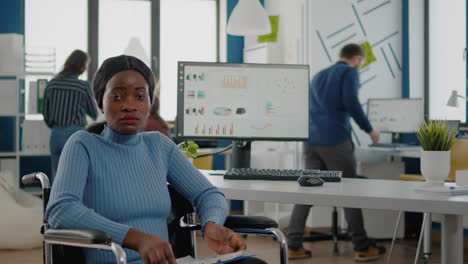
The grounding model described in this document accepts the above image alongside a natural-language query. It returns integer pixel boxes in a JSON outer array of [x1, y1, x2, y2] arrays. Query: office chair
[[23, 172, 288, 264], [303, 207, 350, 255]]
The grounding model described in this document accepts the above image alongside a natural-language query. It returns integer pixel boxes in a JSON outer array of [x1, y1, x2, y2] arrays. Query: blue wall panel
[[0, 0, 24, 34], [0, 117, 16, 152]]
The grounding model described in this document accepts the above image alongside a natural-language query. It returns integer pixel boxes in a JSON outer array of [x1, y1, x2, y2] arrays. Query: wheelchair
[[23, 172, 288, 264]]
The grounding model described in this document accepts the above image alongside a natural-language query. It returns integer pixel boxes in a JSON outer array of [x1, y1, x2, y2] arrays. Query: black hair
[[86, 55, 156, 134], [339, 43, 364, 59], [58, 49, 89, 76], [148, 96, 169, 130], [92, 55, 155, 109], [85, 121, 107, 134]]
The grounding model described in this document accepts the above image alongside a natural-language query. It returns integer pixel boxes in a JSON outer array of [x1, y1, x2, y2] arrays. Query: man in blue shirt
[[287, 44, 385, 262]]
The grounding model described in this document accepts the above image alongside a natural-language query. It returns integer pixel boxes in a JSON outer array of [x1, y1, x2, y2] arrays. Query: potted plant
[[417, 119, 457, 184], [177, 141, 199, 162]]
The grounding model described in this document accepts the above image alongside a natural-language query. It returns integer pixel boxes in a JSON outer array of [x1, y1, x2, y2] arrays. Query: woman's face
[[102, 70, 150, 134]]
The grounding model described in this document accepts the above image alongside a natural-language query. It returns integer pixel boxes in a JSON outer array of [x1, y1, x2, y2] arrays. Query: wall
[[252, 0, 404, 157], [244, 0, 305, 64], [409, 0, 425, 99], [0, 1, 23, 34], [245, 0, 406, 230], [308, 0, 402, 145], [428, 0, 466, 121], [0, 0, 24, 73]]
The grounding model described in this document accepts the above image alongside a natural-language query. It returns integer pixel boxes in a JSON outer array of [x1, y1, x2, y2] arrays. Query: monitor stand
[[391, 132, 401, 144], [232, 140, 251, 168]]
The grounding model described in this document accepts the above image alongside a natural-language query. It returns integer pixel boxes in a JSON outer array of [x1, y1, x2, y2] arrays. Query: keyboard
[[223, 168, 342, 182], [369, 143, 408, 148]]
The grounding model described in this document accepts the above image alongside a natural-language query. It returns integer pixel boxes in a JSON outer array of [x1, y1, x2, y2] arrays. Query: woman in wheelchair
[[45, 55, 253, 264]]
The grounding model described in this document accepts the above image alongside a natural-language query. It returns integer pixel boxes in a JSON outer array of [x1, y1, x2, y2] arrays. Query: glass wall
[[25, 0, 88, 75], [26, 0, 218, 122], [25, 0, 88, 118], [428, 0, 466, 121], [160, 0, 217, 121], [98, 0, 151, 67]]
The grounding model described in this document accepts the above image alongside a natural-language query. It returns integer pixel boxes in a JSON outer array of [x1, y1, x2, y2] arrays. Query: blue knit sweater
[[46, 126, 228, 263]]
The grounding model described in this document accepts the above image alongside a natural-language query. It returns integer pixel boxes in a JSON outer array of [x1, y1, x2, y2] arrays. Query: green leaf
[[416, 119, 455, 151], [177, 140, 199, 157]]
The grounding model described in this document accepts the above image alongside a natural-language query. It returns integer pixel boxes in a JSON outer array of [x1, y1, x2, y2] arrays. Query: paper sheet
[[177, 250, 253, 264], [414, 183, 468, 195]]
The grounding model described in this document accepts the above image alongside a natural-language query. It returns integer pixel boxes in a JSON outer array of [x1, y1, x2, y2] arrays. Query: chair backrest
[[187, 153, 213, 170], [49, 185, 195, 263], [167, 185, 195, 258], [448, 139, 468, 181]]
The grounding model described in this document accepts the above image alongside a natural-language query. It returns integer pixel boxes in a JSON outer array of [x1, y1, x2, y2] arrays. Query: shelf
[[0, 152, 17, 157], [0, 114, 44, 118], [24, 114, 44, 120], [0, 152, 50, 157], [19, 152, 50, 157], [0, 72, 53, 190], [0, 72, 54, 77]]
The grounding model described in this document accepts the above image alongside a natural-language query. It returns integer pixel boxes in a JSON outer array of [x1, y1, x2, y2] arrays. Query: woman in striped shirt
[[42, 50, 98, 180]]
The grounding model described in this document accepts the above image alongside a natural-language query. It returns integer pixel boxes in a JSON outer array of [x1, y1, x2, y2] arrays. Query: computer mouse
[[298, 176, 325, 187]]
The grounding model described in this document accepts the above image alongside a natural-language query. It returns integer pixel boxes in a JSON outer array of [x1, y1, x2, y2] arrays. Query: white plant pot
[[420, 151, 451, 184]]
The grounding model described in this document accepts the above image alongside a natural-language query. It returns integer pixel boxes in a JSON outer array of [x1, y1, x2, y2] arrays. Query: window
[[25, 0, 88, 75], [98, 0, 151, 67], [428, 0, 466, 121], [160, 0, 217, 121], [25, 0, 88, 117]]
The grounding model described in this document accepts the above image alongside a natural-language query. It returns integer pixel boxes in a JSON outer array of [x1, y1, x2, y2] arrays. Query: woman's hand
[[123, 228, 176, 264], [203, 222, 247, 254]]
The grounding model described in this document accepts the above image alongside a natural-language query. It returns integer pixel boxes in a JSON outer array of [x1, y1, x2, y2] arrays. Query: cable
[[192, 144, 233, 159]]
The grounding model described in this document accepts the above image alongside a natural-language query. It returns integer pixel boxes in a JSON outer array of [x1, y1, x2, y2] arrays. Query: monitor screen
[[367, 98, 424, 133], [435, 120, 461, 136], [176, 62, 310, 141]]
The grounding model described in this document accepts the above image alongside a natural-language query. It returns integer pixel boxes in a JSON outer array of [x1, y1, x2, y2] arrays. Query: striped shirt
[[42, 74, 98, 128]]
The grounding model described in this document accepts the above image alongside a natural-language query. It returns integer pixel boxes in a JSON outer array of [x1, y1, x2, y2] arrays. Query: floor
[[1, 231, 468, 264]]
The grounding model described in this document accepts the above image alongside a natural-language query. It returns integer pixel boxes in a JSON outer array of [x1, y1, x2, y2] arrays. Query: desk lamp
[[447, 90, 466, 107], [227, 0, 271, 36]]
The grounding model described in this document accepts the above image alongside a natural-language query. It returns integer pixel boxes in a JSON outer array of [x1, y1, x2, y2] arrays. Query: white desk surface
[[202, 170, 468, 264], [357, 146, 422, 158], [201, 170, 468, 216]]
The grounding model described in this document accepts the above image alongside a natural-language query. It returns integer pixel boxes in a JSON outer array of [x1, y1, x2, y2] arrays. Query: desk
[[201, 170, 467, 264], [357, 146, 422, 158]]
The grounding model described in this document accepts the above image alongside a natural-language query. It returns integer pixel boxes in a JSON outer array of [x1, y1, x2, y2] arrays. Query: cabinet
[[0, 72, 54, 191]]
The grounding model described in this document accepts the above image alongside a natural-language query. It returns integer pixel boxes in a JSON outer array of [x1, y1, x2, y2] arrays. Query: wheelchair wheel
[[421, 254, 430, 264]]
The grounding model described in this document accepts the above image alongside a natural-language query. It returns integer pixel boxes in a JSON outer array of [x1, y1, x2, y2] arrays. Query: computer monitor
[[438, 120, 461, 136], [176, 61, 310, 141], [367, 98, 424, 133]]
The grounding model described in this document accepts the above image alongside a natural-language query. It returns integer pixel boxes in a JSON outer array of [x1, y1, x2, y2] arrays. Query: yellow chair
[[399, 174, 425, 181], [184, 150, 214, 170], [448, 139, 468, 181], [192, 154, 214, 170]]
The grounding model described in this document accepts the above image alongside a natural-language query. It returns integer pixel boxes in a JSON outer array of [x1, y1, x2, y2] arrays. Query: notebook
[[176, 250, 254, 264], [414, 183, 468, 195]]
